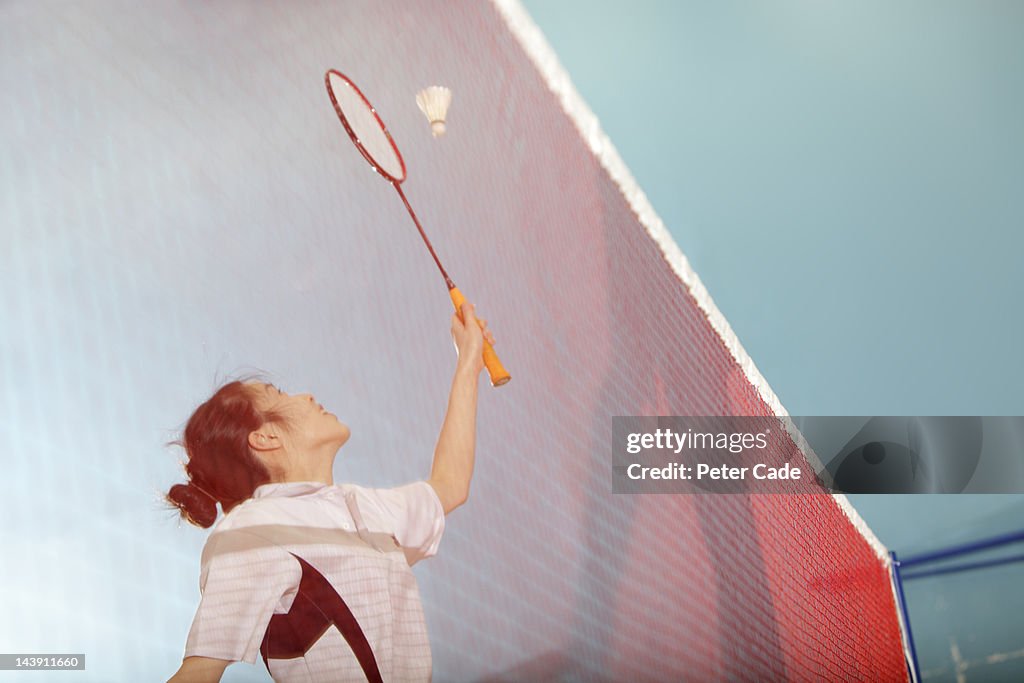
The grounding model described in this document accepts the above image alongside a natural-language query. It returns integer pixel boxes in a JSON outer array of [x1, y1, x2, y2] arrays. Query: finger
[[460, 302, 477, 325]]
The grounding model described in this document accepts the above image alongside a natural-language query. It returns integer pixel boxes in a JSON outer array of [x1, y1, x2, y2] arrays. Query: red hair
[[166, 379, 290, 528]]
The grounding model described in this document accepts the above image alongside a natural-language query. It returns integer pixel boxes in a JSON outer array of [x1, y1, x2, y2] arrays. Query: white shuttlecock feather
[[416, 86, 452, 137]]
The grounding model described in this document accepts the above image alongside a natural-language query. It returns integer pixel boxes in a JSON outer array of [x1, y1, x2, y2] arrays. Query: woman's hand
[[451, 302, 496, 374]]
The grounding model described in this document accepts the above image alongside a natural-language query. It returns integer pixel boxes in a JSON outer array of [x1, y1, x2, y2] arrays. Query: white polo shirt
[[183, 480, 445, 682]]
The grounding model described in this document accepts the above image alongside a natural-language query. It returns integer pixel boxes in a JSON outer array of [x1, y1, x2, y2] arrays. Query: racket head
[[325, 69, 406, 184]]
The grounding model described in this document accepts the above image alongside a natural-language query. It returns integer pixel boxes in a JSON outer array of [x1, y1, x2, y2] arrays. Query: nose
[[301, 394, 325, 412]]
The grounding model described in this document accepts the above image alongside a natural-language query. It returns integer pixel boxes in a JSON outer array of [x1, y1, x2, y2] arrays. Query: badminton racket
[[324, 69, 510, 387]]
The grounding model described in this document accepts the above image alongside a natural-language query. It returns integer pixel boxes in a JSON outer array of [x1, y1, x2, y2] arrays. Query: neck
[[275, 446, 336, 485]]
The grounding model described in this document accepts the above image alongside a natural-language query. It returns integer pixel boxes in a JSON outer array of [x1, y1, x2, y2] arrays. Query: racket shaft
[[450, 287, 510, 387], [394, 183, 454, 288]]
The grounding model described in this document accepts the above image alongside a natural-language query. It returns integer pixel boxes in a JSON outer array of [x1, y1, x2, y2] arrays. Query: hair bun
[[166, 482, 218, 529]]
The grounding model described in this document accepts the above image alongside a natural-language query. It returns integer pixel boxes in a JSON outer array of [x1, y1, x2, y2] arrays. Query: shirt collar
[[252, 481, 334, 499]]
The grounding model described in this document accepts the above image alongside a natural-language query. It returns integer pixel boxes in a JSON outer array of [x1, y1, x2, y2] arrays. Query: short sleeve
[[361, 481, 445, 566], [183, 528, 302, 665]]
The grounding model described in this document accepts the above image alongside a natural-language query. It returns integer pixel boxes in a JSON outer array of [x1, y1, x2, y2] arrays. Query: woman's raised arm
[[428, 302, 495, 514]]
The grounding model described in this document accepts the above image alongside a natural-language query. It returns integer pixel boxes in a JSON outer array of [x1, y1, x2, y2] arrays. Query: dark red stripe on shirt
[[260, 553, 383, 683]]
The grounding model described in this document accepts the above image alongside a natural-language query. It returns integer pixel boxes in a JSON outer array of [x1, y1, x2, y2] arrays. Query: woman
[[166, 303, 495, 683]]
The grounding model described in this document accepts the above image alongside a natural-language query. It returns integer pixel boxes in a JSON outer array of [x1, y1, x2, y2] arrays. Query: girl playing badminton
[[165, 303, 495, 683]]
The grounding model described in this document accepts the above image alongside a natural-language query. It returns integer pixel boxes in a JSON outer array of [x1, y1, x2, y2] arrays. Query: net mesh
[[1, 0, 908, 680]]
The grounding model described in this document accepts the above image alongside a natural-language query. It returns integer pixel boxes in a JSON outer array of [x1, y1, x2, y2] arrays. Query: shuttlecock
[[416, 86, 452, 137]]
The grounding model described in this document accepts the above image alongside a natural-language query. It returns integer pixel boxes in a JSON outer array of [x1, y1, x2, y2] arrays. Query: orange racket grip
[[449, 287, 511, 387]]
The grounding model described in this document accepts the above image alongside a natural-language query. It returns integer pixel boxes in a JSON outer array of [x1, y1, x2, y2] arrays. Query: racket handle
[[449, 287, 511, 387]]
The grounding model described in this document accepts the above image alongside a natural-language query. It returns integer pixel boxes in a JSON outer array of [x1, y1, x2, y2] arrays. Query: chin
[[336, 423, 352, 445]]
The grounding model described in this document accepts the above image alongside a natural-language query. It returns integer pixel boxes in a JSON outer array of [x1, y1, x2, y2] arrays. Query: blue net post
[[890, 551, 921, 682]]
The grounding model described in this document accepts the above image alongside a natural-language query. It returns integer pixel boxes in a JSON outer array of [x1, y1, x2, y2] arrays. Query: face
[[249, 382, 351, 454]]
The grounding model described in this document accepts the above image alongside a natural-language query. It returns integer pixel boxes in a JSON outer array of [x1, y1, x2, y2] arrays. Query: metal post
[[901, 553, 1024, 581], [897, 529, 1024, 569], [890, 551, 921, 683]]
